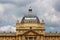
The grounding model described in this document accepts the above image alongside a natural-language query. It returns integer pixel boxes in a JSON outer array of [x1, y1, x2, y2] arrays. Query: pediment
[[23, 30, 40, 36]]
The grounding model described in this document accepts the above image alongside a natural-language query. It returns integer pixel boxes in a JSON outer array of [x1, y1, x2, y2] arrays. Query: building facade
[[0, 7, 60, 40]]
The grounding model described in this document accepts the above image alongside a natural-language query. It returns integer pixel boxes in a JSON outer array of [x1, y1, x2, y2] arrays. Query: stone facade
[[0, 7, 60, 40]]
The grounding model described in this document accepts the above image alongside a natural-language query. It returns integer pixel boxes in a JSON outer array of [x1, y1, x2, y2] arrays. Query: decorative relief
[[19, 27, 25, 28]]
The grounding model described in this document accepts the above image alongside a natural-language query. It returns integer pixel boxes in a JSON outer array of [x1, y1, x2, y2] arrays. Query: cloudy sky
[[0, 0, 60, 33]]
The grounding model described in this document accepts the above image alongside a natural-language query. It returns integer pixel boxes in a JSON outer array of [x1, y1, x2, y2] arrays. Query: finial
[[50, 32, 51, 33], [17, 19, 19, 23], [42, 19, 44, 23], [29, 6, 32, 12], [56, 31, 57, 33]]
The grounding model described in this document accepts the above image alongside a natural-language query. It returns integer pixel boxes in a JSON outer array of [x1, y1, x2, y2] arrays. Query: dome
[[21, 7, 40, 23], [21, 15, 40, 23]]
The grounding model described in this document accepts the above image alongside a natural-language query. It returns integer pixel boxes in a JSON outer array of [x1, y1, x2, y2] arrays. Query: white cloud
[[51, 15, 59, 22], [44, 14, 59, 22], [0, 25, 16, 33]]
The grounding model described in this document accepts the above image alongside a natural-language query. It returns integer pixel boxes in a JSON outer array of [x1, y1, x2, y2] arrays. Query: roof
[[21, 7, 40, 23]]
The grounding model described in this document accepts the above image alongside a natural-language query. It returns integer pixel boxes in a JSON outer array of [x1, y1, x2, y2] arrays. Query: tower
[[16, 7, 45, 40]]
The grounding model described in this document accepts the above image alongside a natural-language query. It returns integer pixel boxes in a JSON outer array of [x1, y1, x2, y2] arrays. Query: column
[[41, 36, 44, 40], [22, 36, 25, 40], [19, 36, 21, 40], [32, 37, 33, 40], [37, 36, 40, 40], [28, 37, 29, 40]]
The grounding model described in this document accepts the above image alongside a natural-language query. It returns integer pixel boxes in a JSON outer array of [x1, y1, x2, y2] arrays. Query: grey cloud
[[0, 0, 36, 7], [53, 0, 60, 12], [0, 0, 60, 32], [0, 3, 28, 27]]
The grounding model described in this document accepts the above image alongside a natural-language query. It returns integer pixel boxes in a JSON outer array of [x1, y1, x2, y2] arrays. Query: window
[[25, 37, 28, 40], [34, 37, 36, 40], [25, 37, 36, 40], [29, 37, 33, 40]]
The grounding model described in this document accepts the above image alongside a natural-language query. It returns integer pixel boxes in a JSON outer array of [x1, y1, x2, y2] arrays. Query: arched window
[[34, 37, 36, 40]]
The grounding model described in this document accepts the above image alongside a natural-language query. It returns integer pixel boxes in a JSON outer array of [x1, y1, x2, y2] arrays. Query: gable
[[23, 30, 40, 36]]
